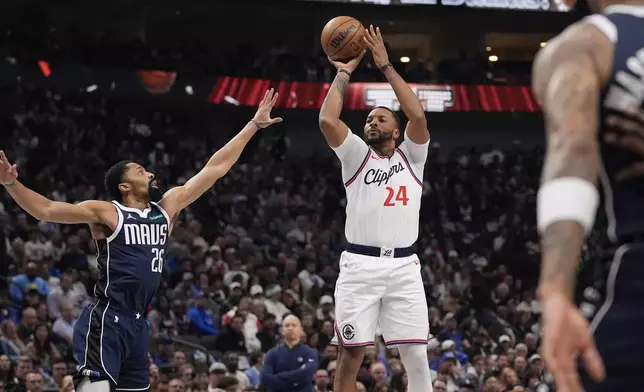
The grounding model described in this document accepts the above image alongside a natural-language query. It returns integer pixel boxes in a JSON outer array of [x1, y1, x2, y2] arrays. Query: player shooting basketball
[[319, 25, 432, 392]]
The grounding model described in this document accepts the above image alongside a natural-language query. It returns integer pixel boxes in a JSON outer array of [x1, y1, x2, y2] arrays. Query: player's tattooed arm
[[319, 50, 366, 148], [318, 72, 352, 147], [160, 89, 282, 220], [532, 23, 612, 299]]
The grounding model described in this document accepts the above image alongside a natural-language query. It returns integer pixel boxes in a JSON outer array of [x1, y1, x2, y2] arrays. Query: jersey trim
[[80, 301, 101, 375], [107, 203, 124, 243], [150, 201, 172, 231], [113, 201, 151, 218], [98, 300, 116, 384], [584, 14, 617, 43], [395, 149, 423, 187], [344, 150, 371, 187]]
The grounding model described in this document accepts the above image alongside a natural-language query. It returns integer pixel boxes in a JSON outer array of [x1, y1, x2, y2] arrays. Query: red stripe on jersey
[[344, 151, 371, 187], [395, 149, 423, 187]]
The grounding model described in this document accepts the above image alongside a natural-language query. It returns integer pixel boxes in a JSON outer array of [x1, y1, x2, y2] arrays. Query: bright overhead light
[[400, 56, 410, 63], [488, 55, 498, 62], [540, 42, 547, 47], [485, 46, 492, 52]]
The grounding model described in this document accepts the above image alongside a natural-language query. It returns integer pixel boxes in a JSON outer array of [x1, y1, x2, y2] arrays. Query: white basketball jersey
[[332, 130, 429, 248]]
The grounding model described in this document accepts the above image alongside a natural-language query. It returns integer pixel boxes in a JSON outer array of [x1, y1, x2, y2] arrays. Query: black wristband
[[337, 69, 352, 77], [379, 63, 393, 72]]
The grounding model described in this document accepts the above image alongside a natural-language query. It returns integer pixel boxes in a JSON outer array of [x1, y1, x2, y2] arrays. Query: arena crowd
[[0, 83, 601, 392]]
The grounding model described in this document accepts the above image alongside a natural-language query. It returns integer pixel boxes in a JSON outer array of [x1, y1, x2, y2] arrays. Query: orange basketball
[[137, 70, 177, 94], [321, 16, 366, 62]]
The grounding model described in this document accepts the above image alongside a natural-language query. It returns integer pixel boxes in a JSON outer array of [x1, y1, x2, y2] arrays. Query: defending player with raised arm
[[531, 20, 613, 392], [0, 89, 281, 392], [0, 88, 281, 228]]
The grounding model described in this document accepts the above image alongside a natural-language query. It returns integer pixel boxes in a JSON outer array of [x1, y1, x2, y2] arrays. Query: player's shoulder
[[535, 22, 603, 69], [78, 199, 114, 211], [532, 19, 613, 100]]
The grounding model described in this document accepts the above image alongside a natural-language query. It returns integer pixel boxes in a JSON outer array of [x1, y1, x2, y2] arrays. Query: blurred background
[[0, 1, 608, 392]]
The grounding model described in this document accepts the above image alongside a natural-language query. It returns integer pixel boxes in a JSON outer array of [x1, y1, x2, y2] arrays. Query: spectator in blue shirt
[[10, 263, 49, 306], [260, 314, 317, 392], [187, 296, 219, 336], [245, 352, 264, 387]]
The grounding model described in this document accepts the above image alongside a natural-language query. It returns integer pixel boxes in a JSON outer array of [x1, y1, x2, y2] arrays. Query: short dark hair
[[104, 160, 133, 201], [248, 352, 263, 366], [217, 376, 239, 389], [375, 106, 402, 130]]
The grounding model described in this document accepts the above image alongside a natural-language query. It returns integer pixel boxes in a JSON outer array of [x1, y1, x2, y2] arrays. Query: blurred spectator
[[24, 324, 61, 369], [244, 352, 263, 388], [313, 369, 331, 392], [10, 264, 49, 307], [208, 362, 227, 391], [46, 272, 85, 320], [51, 303, 75, 344], [0, 322, 26, 360], [221, 352, 248, 391], [187, 296, 220, 336]]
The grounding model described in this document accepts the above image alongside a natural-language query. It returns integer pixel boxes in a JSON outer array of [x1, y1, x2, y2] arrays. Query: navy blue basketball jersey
[[93, 201, 170, 316], [586, 6, 644, 242]]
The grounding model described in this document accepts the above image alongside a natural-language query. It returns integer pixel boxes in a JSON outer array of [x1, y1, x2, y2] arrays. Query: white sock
[[76, 378, 112, 392], [398, 344, 434, 392]]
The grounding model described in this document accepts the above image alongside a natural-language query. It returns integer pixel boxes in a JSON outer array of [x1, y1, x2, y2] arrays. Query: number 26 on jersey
[[151, 248, 164, 273], [384, 186, 409, 207]]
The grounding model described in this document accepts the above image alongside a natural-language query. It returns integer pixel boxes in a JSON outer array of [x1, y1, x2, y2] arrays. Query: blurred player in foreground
[[0, 89, 282, 392], [318, 26, 431, 392], [533, 0, 644, 390]]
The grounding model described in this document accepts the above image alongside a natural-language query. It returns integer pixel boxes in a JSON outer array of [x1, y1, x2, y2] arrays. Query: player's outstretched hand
[[0, 150, 18, 186], [540, 292, 605, 392], [605, 108, 644, 180], [363, 25, 390, 69], [252, 88, 283, 129], [328, 49, 367, 74]]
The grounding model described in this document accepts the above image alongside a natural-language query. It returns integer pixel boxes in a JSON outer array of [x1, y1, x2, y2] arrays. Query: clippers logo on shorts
[[341, 324, 356, 340], [123, 223, 168, 246]]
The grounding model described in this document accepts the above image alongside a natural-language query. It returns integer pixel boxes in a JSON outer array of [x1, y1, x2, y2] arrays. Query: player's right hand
[[328, 49, 367, 74], [0, 150, 18, 185], [540, 291, 605, 392]]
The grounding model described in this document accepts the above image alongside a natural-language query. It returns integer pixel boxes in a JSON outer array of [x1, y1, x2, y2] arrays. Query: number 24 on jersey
[[384, 186, 409, 207]]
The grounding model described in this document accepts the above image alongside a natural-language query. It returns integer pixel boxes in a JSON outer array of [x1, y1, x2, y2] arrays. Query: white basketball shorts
[[330, 251, 429, 347]]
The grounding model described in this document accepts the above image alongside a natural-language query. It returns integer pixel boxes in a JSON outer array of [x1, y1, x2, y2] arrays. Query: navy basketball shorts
[[580, 243, 644, 391], [73, 300, 150, 391]]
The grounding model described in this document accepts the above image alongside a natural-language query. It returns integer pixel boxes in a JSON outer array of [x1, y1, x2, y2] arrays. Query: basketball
[[137, 70, 177, 94], [321, 16, 366, 62]]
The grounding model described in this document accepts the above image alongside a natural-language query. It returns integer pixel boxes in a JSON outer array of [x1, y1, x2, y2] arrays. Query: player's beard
[[148, 180, 164, 203], [365, 129, 394, 146]]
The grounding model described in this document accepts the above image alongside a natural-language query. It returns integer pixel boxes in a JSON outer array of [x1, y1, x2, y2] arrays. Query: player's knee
[[76, 378, 112, 392], [397, 344, 429, 372], [339, 345, 366, 364]]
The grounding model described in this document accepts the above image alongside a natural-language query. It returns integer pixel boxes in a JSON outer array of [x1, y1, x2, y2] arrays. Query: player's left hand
[[540, 291, 605, 392], [252, 88, 283, 129], [363, 25, 390, 69], [605, 108, 644, 180]]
